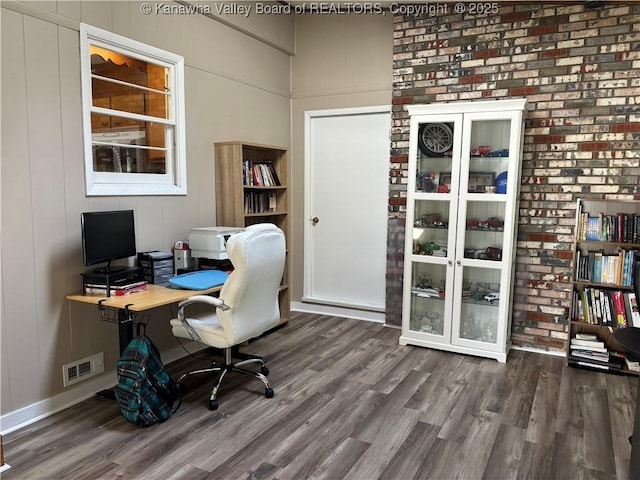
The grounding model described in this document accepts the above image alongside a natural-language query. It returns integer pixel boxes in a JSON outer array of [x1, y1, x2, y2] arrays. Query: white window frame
[[80, 24, 187, 196]]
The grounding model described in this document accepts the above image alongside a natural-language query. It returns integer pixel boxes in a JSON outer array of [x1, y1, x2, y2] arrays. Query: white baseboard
[[511, 345, 566, 357], [0, 372, 118, 435], [0, 343, 204, 435], [291, 301, 385, 323]]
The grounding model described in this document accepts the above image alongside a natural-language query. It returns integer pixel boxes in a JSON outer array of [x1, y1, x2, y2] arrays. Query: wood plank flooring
[[3, 312, 638, 479]]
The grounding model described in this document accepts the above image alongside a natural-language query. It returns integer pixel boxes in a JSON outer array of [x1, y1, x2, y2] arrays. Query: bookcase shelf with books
[[214, 141, 290, 325], [568, 198, 640, 375]]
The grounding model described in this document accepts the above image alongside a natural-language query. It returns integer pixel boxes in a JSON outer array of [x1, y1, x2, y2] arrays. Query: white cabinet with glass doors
[[399, 99, 527, 362]]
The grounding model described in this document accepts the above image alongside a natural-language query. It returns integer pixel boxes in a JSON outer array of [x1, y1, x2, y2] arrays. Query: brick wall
[[387, 2, 640, 353]]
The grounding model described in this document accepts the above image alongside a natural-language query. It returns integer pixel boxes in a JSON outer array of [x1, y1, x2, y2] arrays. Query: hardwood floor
[[3, 312, 637, 479]]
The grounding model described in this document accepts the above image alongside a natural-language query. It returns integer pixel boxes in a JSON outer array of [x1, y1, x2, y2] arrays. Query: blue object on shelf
[[169, 270, 229, 290], [496, 171, 508, 194]]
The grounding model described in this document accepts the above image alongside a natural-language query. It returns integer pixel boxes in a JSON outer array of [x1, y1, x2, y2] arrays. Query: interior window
[[80, 24, 187, 195]]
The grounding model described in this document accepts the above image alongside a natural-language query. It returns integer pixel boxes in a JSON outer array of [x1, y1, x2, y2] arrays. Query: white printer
[[188, 226, 244, 260]]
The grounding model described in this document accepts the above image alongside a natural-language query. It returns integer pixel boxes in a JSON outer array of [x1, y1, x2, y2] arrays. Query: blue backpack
[[114, 327, 180, 427]]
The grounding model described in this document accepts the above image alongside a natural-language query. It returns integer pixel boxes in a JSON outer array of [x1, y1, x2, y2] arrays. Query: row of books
[[242, 161, 281, 187], [575, 248, 635, 286], [83, 280, 148, 296], [571, 287, 640, 328], [244, 191, 277, 214], [578, 211, 640, 243], [569, 333, 640, 372]]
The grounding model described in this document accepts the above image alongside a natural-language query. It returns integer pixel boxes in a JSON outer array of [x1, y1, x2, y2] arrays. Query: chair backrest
[[217, 223, 286, 345]]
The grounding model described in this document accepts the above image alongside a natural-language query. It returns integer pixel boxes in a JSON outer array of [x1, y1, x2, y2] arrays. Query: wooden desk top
[[66, 284, 222, 312]]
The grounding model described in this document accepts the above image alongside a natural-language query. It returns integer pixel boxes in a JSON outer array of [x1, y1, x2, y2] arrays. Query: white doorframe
[[300, 105, 390, 322]]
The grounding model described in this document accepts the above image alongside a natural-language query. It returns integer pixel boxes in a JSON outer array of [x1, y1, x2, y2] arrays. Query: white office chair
[[170, 223, 285, 410]]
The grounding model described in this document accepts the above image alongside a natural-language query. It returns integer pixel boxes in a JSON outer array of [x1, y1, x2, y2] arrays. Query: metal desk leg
[[117, 305, 134, 355], [96, 304, 134, 400]]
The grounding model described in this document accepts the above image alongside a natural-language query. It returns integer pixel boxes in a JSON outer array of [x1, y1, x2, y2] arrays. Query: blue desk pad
[[169, 270, 229, 290]]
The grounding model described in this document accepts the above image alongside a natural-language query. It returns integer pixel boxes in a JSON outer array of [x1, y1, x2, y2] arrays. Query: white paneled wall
[[1, 1, 292, 428]]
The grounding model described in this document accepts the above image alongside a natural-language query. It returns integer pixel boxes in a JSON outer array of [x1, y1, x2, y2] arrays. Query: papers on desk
[[84, 282, 148, 296]]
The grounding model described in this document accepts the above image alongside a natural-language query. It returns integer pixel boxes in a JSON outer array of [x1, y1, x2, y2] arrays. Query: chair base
[[178, 348, 273, 410]]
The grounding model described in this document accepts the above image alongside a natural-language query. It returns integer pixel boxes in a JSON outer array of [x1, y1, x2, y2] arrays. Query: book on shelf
[[625, 292, 640, 328], [592, 251, 603, 283], [242, 160, 281, 187], [575, 333, 598, 341], [570, 349, 610, 363], [568, 355, 623, 372], [577, 249, 636, 286], [611, 290, 629, 328], [624, 351, 640, 372], [579, 210, 640, 244], [244, 191, 277, 214], [625, 358, 640, 372], [570, 338, 607, 352]]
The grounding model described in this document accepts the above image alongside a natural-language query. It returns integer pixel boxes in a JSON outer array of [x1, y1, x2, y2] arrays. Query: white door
[[304, 106, 390, 314]]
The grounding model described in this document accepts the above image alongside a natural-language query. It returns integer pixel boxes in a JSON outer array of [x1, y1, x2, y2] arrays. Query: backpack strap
[[136, 322, 147, 337]]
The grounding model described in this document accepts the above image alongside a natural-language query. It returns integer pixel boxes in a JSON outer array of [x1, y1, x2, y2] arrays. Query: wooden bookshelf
[[567, 198, 640, 375], [214, 141, 290, 325]]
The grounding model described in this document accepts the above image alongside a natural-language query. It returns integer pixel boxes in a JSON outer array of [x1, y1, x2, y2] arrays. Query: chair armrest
[[177, 295, 230, 315], [175, 295, 229, 342]]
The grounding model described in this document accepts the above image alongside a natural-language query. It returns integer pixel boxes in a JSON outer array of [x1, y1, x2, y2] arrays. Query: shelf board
[[576, 240, 640, 248], [572, 280, 633, 289], [243, 185, 287, 190], [245, 211, 288, 218]]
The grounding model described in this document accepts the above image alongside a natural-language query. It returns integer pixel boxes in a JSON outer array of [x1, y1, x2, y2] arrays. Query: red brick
[[462, 75, 485, 85], [390, 155, 409, 163], [534, 135, 565, 143], [528, 233, 557, 242], [579, 142, 611, 151], [541, 49, 568, 59], [475, 49, 500, 59], [501, 12, 530, 23], [392, 97, 413, 105], [530, 25, 559, 35], [388, 198, 407, 206], [612, 123, 640, 132], [527, 311, 550, 322], [511, 86, 539, 95]]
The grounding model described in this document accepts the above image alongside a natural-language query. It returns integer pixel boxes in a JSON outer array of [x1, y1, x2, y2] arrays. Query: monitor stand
[[81, 266, 145, 296], [93, 266, 125, 275]]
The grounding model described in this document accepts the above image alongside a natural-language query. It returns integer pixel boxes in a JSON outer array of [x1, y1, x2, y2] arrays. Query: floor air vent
[[63, 353, 104, 387]]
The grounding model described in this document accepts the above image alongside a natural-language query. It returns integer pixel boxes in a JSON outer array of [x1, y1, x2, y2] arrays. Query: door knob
[[311, 216, 319, 225]]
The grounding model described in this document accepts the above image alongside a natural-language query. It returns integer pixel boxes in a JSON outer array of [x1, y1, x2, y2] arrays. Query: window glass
[[80, 24, 186, 195]]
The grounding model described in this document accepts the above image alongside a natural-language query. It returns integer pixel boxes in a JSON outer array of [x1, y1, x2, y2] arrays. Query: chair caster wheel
[[261, 366, 269, 376], [208, 399, 219, 410], [265, 387, 274, 398]]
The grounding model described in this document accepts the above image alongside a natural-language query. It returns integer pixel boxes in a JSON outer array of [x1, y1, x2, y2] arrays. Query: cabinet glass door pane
[[463, 201, 505, 262], [409, 262, 447, 336], [459, 266, 501, 344], [413, 200, 450, 257], [467, 119, 512, 195], [416, 121, 454, 195], [409, 197, 452, 338]]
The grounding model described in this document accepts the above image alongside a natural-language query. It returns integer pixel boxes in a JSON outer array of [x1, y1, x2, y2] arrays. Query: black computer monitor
[[81, 210, 136, 273]]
